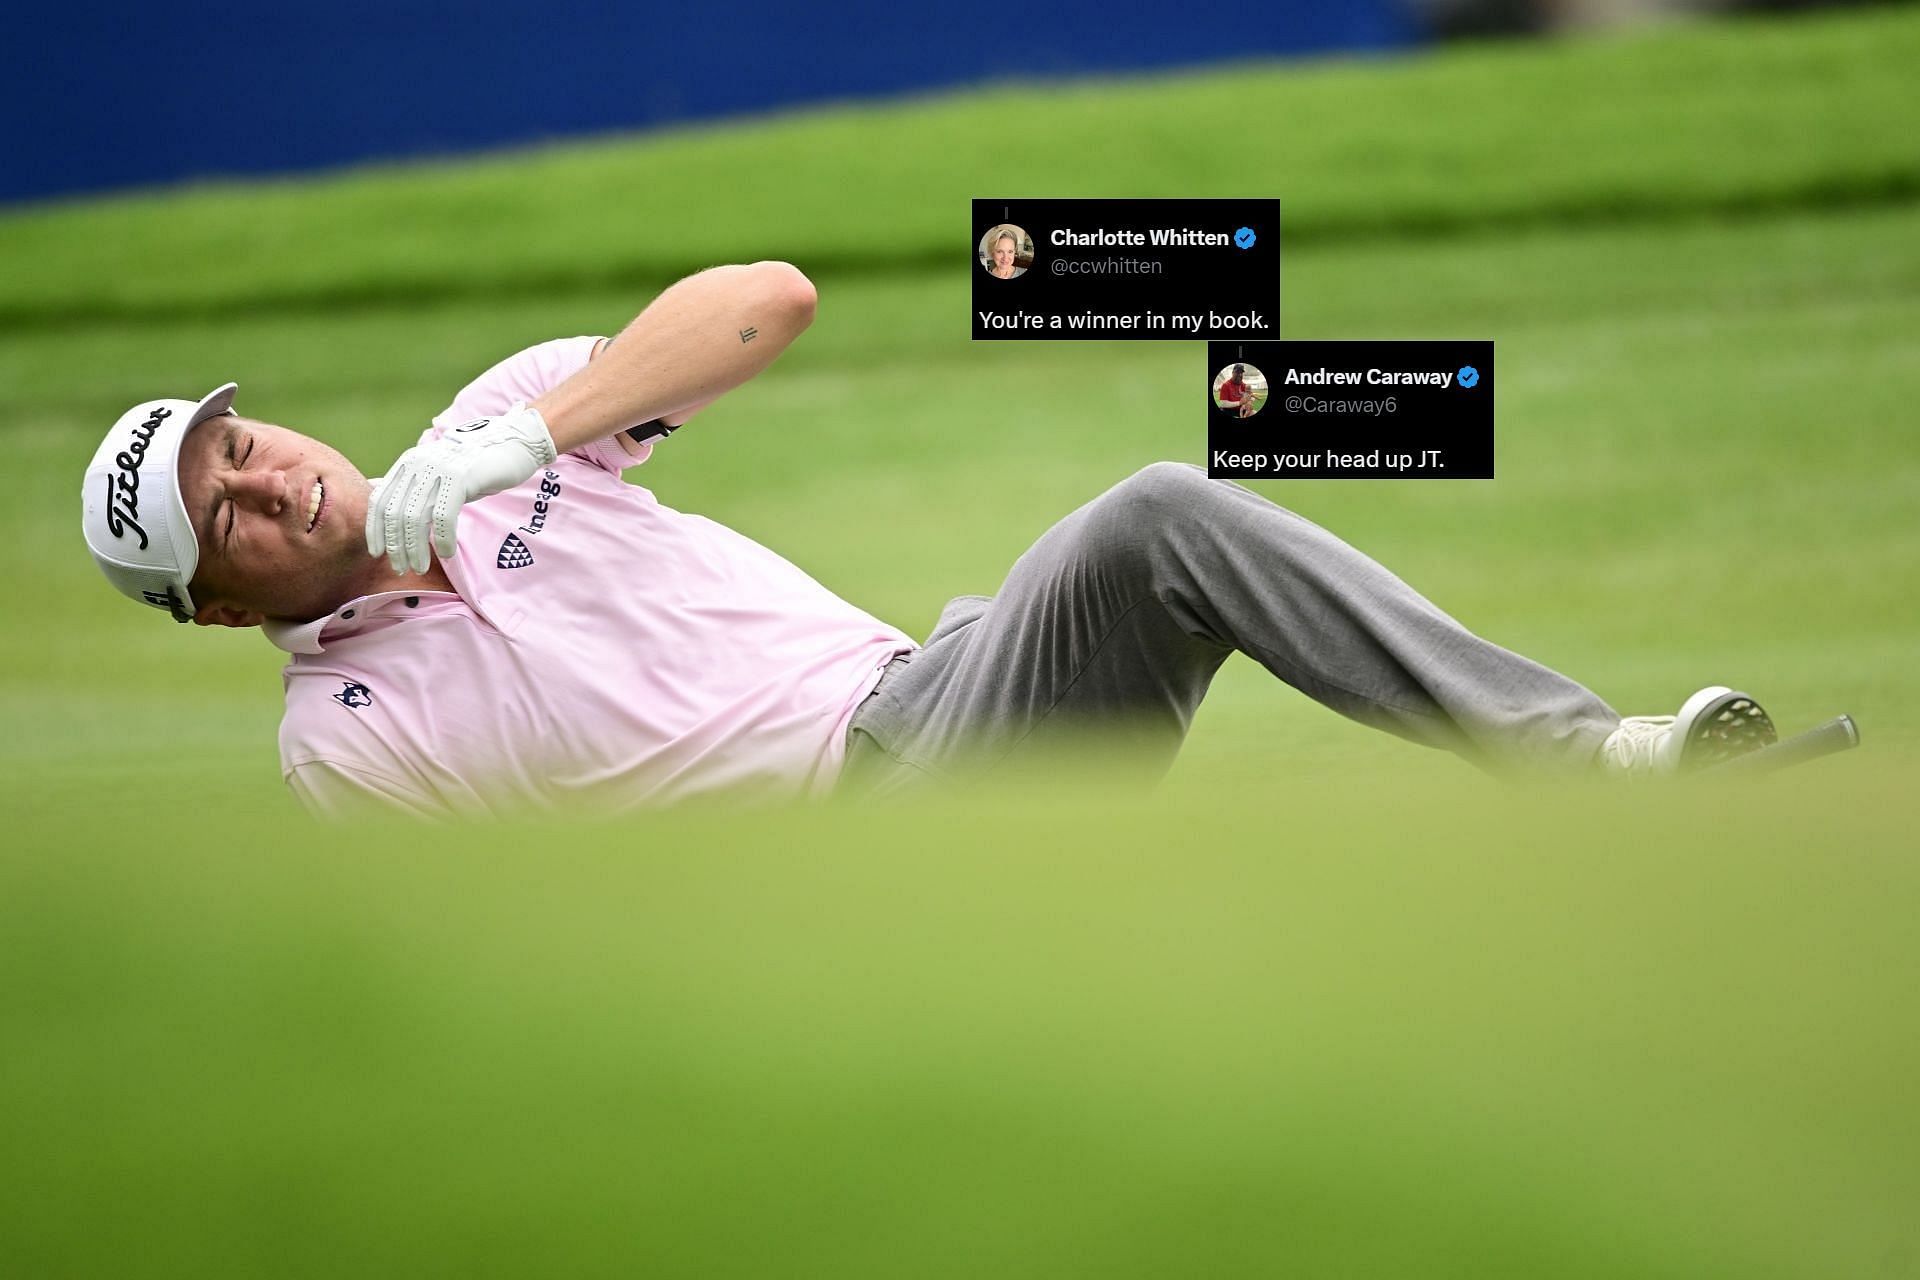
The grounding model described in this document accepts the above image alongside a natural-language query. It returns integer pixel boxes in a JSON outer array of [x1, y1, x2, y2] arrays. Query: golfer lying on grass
[[81, 262, 1777, 817]]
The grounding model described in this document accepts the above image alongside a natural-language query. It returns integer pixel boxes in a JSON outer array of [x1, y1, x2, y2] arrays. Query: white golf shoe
[[1599, 685, 1777, 778]]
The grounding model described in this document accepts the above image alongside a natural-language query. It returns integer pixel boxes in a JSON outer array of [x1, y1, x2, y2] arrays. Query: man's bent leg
[[1110, 463, 1623, 770], [846, 462, 1620, 786], [842, 498, 1234, 787]]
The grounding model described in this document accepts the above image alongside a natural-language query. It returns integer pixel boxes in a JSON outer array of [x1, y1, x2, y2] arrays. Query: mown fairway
[[3, 9, 1916, 1275]]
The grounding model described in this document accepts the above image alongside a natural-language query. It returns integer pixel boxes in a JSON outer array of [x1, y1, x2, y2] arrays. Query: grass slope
[[0, 7, 1916, 321]]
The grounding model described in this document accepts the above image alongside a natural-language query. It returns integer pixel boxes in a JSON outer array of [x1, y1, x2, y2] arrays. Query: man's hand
[[365, 401, 558, 574]]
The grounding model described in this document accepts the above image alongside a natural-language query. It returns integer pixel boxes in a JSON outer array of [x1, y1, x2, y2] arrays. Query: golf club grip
[[1709, 715, 1860, 776]]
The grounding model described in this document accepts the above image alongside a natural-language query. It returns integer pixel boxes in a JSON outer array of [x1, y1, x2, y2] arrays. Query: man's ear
[[193, 604, 266, 629]]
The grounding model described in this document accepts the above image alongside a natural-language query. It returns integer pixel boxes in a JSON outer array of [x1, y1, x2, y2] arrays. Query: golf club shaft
[[1708, 714, 1860, 776]]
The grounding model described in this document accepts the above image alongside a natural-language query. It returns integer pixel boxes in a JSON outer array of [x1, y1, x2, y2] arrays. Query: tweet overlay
[[1207, 341, 1495, 479], [973, 198, 1279, 341]]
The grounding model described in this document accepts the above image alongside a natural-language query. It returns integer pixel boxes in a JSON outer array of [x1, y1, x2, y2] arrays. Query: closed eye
[[223, 434, 254, 546]]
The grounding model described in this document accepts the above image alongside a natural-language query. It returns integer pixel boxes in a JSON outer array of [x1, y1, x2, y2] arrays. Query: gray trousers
[[839, 462, 1620, 796]]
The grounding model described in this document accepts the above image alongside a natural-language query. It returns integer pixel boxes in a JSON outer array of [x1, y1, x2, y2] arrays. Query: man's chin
[[332, 484, 372, 537]]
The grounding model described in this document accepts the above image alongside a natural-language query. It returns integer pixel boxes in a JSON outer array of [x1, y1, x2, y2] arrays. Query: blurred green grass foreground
[[3, 8, 1917, 1276]]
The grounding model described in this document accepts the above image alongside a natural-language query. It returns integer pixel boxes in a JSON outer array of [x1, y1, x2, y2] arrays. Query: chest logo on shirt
[[497, 470, 563, 570], [498, 533, 534, 569], [332, 681, 374, 710]]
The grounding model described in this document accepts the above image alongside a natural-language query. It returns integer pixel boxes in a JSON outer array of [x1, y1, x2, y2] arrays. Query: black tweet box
[[972, 198, 1279, 341], [1206, 340, 1495, 480]]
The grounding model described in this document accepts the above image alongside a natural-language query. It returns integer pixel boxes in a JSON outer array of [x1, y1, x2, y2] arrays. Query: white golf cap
[[81, 384, 239, 623]]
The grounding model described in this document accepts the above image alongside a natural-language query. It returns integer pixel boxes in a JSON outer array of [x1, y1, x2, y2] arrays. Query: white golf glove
[[365, 402, 558, 575]]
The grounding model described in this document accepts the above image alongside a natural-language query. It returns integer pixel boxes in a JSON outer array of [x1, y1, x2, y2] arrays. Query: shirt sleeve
[[427, 335, 656, 474], [286, 759, 447, 820]]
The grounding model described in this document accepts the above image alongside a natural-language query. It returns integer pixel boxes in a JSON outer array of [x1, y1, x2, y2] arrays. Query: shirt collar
[[262, 589, 461, 655]]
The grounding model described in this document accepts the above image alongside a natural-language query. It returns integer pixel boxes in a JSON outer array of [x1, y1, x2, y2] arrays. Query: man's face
[[177, 414, 380, 625], [993, 237, 1016, 271]]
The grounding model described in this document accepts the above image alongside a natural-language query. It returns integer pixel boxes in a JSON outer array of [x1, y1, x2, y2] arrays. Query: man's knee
[[1117, 460, 1208, 500], [1101, 462, 1212, 525], [1072, 463, 1215, 577]]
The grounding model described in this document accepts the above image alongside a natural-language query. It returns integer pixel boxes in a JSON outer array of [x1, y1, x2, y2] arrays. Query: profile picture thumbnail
[[979, 224, 1033, 279], [1212, 362, 1270, 418]]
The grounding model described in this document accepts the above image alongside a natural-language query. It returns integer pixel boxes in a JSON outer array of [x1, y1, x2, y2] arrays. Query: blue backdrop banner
[[7, 1, 1417, 205]]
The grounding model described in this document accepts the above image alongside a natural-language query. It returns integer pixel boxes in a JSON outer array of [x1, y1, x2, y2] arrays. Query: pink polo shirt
[[268, 335, 918, 817]]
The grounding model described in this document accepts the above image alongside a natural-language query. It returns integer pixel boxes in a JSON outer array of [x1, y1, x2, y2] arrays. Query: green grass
[[4, 6, 1918, 1275], [6, 773, 1916, 1277]]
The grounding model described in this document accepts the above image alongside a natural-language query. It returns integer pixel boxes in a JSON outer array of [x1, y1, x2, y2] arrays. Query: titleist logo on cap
[[103, 405, 170, 550]]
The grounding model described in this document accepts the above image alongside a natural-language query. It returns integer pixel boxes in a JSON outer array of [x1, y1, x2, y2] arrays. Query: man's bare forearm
[[531, 261, 816, 452]]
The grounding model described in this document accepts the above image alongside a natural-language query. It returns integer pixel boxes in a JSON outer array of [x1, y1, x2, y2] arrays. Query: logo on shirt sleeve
[[332, 681, 375, 709]]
